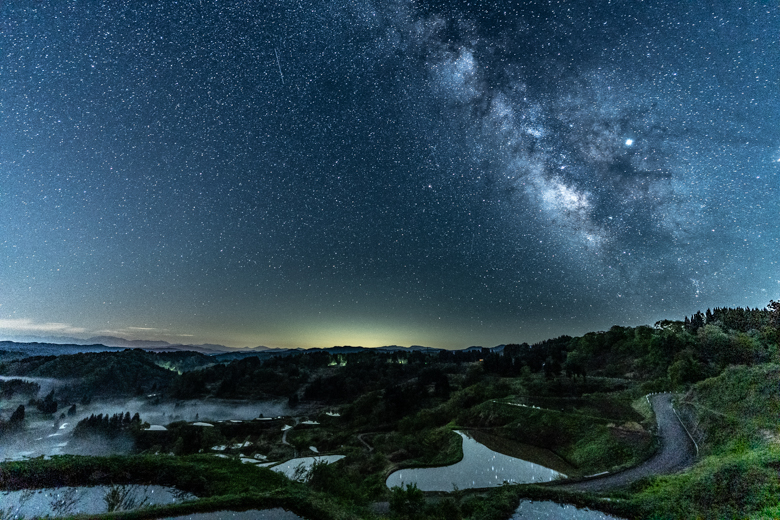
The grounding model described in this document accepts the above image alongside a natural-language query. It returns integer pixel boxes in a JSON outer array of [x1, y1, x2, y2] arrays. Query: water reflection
[[270, 455, 346, 481], [513, 500, 626, 519], [386, 431, 564, 491], [0, 485, 194, 518]]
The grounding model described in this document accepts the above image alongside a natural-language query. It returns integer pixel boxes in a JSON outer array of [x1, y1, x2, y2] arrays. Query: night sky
[[1, 0, 778, 349]]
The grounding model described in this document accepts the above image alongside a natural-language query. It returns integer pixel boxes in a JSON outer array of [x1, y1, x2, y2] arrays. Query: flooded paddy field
[[386, 431, 564, 491], [0, 484, 195, 518], [512, 500, 626, 519]]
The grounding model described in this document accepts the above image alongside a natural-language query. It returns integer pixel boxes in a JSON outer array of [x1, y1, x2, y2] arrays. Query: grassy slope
[[626, 364, 780, 519], [459, 396, 654, 476], [682, 364, 780, 454], [629, 446, 779, 519], [461, 365, 779, 520]]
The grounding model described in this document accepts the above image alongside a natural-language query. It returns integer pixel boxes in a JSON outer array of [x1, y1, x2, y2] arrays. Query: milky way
[[1, 0, 778, 348]]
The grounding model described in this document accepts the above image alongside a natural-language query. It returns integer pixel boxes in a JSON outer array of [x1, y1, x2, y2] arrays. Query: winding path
[[281, 418, 299, 455], [357, 433, 375, 452], [371, 394, 696, 513], [553, 393, 696, 492]]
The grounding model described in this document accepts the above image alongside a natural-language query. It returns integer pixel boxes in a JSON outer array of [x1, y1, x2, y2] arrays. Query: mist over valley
[[1, 304, 778, 518]]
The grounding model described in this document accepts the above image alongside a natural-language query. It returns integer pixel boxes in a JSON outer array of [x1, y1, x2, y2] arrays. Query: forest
[[0, 302, 778, 519]]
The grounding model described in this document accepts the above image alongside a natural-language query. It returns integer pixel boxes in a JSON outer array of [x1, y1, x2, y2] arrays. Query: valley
[[0, 304, 778, 519]]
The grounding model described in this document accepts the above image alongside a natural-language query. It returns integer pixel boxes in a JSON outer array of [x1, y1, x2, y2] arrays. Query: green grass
[[680, 364, 780, 456], [616, 364, 780, 519], [510, 395, 645, 423], [374, 427, 464, 471], [459, 399, 654, 475], [627, 446, 780, 520], [751, 503, 780, 520], [631, 395, 654, 422]]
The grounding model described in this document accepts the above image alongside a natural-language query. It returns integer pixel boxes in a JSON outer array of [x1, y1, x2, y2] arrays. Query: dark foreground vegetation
[[0, 302, 778, 519]]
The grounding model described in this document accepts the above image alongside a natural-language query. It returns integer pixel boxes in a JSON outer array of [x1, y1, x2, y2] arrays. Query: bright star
[[625, 139, 633, 146]]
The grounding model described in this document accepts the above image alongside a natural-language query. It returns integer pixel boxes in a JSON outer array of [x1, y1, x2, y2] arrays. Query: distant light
[[625, 139, 634, 146]]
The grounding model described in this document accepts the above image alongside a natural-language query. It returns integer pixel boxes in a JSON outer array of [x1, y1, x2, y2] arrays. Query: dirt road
[[553, 393, 696, 492]]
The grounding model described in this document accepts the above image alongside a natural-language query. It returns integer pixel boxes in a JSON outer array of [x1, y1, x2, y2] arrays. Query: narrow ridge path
[[357, 433, 375, 452]]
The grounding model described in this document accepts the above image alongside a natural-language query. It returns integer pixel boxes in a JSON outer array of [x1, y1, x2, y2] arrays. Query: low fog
[[0, 375, 65, 397], [0, 376, 292, 461]]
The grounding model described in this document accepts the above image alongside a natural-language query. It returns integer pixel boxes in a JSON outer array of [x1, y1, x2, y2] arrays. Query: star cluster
[[1, 0, 778, 348]]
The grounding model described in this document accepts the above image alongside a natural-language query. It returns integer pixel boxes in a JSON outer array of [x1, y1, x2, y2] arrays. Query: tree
[[503, 343, 524, 358], [563, 350, 587, 381], [8, 405, 25, 431], [543, 355, 561, 379], [687, 311, 705, 333], [768, 300, 780, 328], [668, 350, 706, 387], [36, 390, 58, 414], [698, 324, 730, 368], [389, 483, 425, 519]]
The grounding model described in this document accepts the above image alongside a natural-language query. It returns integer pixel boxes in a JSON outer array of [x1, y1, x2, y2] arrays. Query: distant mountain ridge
[[0, 336, 507, 358], [0, 335, 261, 355], [86, 336, 174, 348], [0, 340, 125, 358]]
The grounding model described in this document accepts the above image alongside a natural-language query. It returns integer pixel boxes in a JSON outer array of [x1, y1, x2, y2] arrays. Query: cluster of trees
[[684, 304, 779, 333], [72, 412, 142, 438], [0, 404, 25, 434], [0, 378, 40, 398], [153, 351, 214, 373], [171, 349, 457, 405], [0, 350, 180, 399], [482, 337, 572, 378], [170, 354, 307, 400], [0, 355, 56, 376], [475, 304, 779, 390], [30, 390, 58, 414]]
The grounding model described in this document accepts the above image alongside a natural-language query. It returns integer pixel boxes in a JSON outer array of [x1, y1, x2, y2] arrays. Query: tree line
[[73, 412, 143, 438]]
